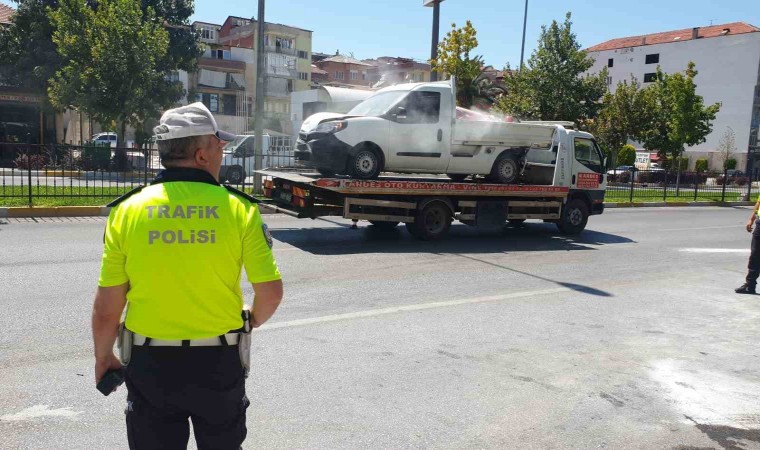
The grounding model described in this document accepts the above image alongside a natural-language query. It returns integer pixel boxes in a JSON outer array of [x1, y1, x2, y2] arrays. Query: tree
[[617, 144, 636, 166], [470, 72, 508, 109], [430, 21, 483, 108], [49, 0, 174, 168], [717, 126, 737, 170], [639, 62, 720, 168], [495, 13, 608, 125], [695, 157, 708, 172], [590, 77, 651, 158]]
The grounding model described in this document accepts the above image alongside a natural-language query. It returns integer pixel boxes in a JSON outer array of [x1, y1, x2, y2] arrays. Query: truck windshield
[[348, 91, 408, 117]]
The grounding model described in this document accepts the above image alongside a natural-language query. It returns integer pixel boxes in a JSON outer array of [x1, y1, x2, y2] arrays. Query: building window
[[298, 72, 309, 80], [606, 76, 612, 86], [287, 79, 294, 93], [298, 50, 308, 59], [212, 49, 231, 60], [607, 58, 614, 68], [334, 71, 344, 80], [200, 28, 215, 40], [209, 94, 219, 112], [350, 70, 359, 80], [643, 73, 657, 83], [645, 54, 659, 64], [361, 71, 367, 81], [166, 71, 180, 83]]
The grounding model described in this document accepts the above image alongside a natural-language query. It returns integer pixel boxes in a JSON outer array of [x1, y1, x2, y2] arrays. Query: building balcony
[[265, 45, 296, 56], [266, 68, 297, 78], [198, 57, 246, 72]]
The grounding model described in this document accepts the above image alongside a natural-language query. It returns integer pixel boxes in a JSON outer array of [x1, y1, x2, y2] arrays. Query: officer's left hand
[[95, 353, 122, 383]]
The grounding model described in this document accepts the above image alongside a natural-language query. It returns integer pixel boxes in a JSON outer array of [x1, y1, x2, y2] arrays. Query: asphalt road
[[1, 207, 759, 449]]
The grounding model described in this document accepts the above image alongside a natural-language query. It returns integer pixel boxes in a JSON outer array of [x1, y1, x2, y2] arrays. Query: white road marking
[[261, 287, 571, 330], [662, 225, 743, 232], [650, 359, 760, 429], [0, 405, 82, 422], [679, 248, 750, 254]]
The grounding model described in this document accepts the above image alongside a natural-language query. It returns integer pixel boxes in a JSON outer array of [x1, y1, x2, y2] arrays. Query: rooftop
[[0, 2, 14, 25], [319, 55, 374, 66], [587, 22, 760, 52]]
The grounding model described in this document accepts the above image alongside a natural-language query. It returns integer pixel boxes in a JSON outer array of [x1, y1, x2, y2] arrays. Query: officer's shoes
[[735, 283, 757, 294]]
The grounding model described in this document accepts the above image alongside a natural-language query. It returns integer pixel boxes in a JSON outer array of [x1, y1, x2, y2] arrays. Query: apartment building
[[366, 57, 431, 88], [313, 55, 375, 87], [587, 22, 760, 173]]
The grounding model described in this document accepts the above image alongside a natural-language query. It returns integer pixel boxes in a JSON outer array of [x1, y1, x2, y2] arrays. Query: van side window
[[401, 91, 440, 124], [574, 138, 603, 173]]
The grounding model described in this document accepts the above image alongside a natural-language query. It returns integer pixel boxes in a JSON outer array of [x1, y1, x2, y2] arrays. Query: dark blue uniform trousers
[[125, 345, 248, 450]]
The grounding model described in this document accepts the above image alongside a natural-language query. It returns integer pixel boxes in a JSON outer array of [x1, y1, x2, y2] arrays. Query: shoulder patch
[[262, 223, 273, 249], [107, 185, 146, 208], [224, 185, 259, 204]]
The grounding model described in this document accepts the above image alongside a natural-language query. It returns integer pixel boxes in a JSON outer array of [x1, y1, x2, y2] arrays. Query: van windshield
[[348, 91, 408, 117], [223, 136, 246, 153]]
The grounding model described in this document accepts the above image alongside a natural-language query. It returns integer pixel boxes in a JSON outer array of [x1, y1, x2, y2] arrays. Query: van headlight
[[314, 121, 348, 134]]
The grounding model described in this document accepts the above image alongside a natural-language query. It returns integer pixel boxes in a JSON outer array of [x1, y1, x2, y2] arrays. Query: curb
[[605, 201, 754, 208]]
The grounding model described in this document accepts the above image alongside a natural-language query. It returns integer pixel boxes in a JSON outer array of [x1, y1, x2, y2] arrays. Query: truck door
[[571, 136, 606, 191], [387, 89, 450, 171]]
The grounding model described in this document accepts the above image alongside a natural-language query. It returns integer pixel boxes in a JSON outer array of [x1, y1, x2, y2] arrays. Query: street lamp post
[[519, 0, 529, 70], [424, 0, 444, 82]]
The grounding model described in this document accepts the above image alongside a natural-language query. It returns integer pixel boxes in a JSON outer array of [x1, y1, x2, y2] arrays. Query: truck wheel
[[226, 166, 244, 184], [447, 174, 468, 182], [369, 220, 399, 230], [406, 201, 452, 240], [349, 147, 381, 179], [556, 199, 589, 235], [317, 168, 335, 177], [490, 155, 519, 184]]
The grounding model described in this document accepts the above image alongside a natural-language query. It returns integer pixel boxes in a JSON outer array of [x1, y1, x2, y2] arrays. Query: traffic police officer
[[737, 197, 760, 294], [91, 102, 283, 449]]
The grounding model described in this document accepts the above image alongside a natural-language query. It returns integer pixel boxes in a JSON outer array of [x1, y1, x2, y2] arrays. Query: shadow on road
[[270, 221, 635, 257]]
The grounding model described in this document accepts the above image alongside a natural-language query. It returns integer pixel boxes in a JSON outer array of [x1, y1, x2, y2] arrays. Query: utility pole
[[519, 0, 529, 70], [424, 1, 443, 82], [253, 0, 266, 193]]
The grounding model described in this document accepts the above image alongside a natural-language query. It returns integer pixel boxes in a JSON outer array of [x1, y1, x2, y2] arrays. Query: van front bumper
[[295, 133, 352, 172]]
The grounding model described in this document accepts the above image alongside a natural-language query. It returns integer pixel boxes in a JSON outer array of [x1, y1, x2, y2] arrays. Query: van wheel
[[490, 155, 519, 184], [369, 220, 399, 230], [557, 199, 589, 235], [348, 147, 381, 179], [448, 174, 468, 182], [406, 201, 452, 240], [226, 166, 244, 184]]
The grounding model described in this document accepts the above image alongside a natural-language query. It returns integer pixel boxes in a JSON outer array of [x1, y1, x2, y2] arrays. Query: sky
[[191, 0, 760, 68]]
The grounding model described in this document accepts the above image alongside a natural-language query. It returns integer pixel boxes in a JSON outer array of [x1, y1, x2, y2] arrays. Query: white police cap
[[153, 102, 236, 142]]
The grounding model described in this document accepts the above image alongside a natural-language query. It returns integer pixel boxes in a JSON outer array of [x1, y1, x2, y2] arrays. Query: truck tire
[[556, 199, 589, 235], [348, 147, 381, 179], [447, 174, 468, 182], [489, 155, 519, 184], [406, 201, 452, 240], [369, 220, 399, 230], [226, 166, 244, 184]]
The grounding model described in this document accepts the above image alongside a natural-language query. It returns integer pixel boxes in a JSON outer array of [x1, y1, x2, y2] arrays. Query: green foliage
[[0, 0, 62, 102], [49, 0, 176, 149], [639, 62, 720, 164], [725, 158, 737, 170], [590, 77, 650, 155], [429, 21, 483, 108], [662, 156, 689, 171], [81, 143, 112, 170], [617, 144, 636, 166], [494, 13, 608, 124], [695, 158, 708, 172]]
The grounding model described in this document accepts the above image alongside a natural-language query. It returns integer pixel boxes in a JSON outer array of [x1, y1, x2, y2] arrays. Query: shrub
[[695, 158, 708, 172], [618, 145, 636, 166], [725, 158, 738, 170], [735, 177, 748, 186], [13, 153, 49, 170], [82, 144, 111, 170]]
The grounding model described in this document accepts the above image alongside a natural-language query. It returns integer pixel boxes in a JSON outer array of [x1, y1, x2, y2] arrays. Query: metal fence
[[0, 141, 294, 206], [605, 169, 755, 203]]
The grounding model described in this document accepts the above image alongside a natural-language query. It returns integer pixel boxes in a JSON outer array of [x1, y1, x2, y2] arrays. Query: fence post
[[721, 168, 727, 204], [693, 172, 698, 201], [629, 171, 634, 203], [27, 146, 33, 207], [663, 172, 667, 202], [747, 169, 754, 203]]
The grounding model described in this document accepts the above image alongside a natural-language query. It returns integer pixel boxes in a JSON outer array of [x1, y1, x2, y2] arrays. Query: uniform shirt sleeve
[[98, 208, 129, 287], [242, 204, 281, 284]]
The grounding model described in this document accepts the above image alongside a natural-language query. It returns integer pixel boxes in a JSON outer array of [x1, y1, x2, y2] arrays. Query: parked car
[[606, 165, 637, 176], [91, 132, 118, 148], [726, 169, 744, 177]]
